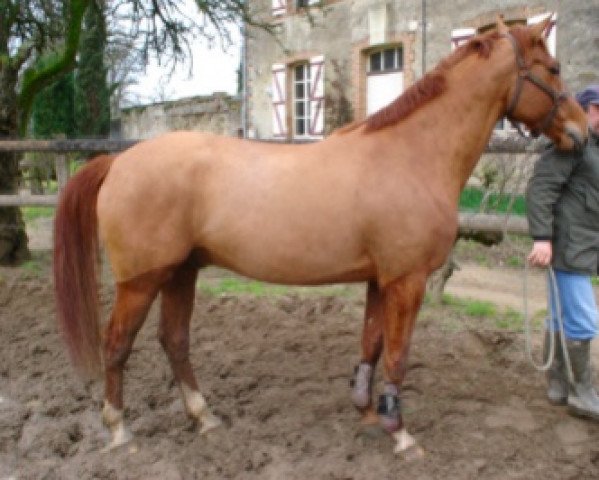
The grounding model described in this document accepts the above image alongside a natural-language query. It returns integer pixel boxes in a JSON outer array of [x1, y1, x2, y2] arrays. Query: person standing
[[527, 84, 599, 419]]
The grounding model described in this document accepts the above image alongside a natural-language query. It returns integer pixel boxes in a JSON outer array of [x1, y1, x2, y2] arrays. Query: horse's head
[[498, 16, 587, 150]]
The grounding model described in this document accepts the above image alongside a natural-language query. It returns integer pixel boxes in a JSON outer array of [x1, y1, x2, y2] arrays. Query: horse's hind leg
[[158, 260, 221, 434], [102, 270, 166, 450], [351, 280, 384, 424]]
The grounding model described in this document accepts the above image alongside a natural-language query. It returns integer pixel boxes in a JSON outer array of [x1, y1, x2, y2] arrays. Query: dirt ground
[[2, 225, 599, 479]]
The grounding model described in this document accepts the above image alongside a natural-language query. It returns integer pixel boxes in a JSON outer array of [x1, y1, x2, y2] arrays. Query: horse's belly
[[202, 236, 374, 285]]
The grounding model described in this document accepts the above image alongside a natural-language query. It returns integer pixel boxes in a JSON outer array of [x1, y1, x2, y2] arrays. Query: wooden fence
[[0, 139, 136, 207], [0, 135, 541, 234]]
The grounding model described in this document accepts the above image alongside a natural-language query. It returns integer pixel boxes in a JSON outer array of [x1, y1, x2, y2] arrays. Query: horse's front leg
[[380, 272, 427, 456], [351, 280, 384, 424]]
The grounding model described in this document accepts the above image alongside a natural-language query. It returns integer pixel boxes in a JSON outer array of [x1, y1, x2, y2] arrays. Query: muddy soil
[[1, 230, 599, 479]]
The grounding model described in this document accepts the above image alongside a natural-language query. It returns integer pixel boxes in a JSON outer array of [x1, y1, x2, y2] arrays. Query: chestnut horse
[[54, 17, 586, 454]]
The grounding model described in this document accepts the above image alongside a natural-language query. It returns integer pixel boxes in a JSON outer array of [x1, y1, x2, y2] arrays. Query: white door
[[366, 47, 403, 115], [367, 72, 403, 115]]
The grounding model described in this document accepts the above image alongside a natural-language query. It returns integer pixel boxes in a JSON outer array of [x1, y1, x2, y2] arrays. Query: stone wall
[[120, 93, 242, 140]]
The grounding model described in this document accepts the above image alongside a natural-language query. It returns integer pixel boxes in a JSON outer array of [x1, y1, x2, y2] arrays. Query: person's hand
[[528, 240, 552, 267]]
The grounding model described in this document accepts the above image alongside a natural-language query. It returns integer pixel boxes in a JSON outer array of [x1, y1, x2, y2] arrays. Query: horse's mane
[[335, 30, 503, 135]]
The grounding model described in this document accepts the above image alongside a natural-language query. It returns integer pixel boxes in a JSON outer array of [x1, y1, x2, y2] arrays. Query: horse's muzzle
[[567, 122, 587, 152]]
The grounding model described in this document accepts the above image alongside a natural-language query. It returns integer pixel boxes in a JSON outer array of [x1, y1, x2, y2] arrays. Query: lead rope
[[523, 262, 574, 384]]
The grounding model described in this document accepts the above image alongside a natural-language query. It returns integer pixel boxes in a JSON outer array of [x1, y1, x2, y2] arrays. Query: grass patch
[[440, 293, 545, 332], [197, 276, 358, 298], [506, 255, 524, 267], [474, 253, 490, 267], [464, 299, 496, 317], [459, 187, 526, 215], [442, 294, 496, 317], [441, 293, 466, 308], [21, 206, 55, 223], [199, 278, 290, 296], [494, 308, 523, 330], [20, 258, 44, 277]]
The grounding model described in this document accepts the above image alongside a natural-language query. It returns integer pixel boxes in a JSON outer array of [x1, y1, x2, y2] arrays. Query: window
[[368, 46, 403, 73], [271, 56, 324, 139], [293, 63, 311, 137], [272, 0, 287, 17], [451, 28, 476, 50], [366, 46, 404, 115], [271, 1, 321, 18]]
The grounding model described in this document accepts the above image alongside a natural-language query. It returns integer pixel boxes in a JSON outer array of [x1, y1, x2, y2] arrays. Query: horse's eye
[[549, 62, 560, 75]]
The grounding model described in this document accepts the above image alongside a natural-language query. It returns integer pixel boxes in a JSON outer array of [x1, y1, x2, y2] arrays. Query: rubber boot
[[566, 339, 599, 421], [543, 330, 568, 405]]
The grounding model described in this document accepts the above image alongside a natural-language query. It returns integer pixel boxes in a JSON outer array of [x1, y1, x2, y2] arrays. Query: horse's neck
[[389, 54, 511, 202]]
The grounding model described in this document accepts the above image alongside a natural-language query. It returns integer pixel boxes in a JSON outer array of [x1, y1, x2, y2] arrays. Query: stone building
[[120, 93, 242, 140], [243, 0, 599, 141]]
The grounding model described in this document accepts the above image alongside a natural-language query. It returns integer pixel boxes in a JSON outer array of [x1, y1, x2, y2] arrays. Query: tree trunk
[[0, 149, 30, 264], [0, 92, 30, 264], [426, 250, 458, 305]]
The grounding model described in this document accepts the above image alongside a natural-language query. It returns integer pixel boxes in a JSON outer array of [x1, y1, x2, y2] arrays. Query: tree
[[0, 0, 89, 264], [31, 71, 76, 139], [0, 0, 270, 265], [74, 0, 110, 137]]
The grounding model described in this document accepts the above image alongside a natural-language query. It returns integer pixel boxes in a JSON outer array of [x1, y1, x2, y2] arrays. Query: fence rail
[[0, 139, 139, 207], [0, 139, 137, 153], [0, 134, 545, 154], [0, 135, 544, 234]]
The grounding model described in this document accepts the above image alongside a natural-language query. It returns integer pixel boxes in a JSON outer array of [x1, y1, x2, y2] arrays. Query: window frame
[[367, 45, 404, 76], [292, 62, 312, 138]]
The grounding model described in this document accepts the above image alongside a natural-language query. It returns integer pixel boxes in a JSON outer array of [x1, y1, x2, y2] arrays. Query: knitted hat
[[575, 85, 599, 109]]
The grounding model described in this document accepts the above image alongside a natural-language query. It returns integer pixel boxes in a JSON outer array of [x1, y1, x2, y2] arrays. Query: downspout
[[421, 0, 427, 75], [241, 23, 248, 138]]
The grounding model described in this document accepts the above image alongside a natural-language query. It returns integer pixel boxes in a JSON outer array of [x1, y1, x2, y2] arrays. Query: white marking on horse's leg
[[351, 362, 373, 409], [180, 383, 221, 434], [392, 428, 424, 456], [101, 401, 132, 451]]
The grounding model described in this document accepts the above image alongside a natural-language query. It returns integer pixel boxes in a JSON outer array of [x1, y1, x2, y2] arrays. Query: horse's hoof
[[102, 426, 133, 452], [199, 412, 222, 434], [395, 444, 425, 460], [392, 428, 423, 458], [359, 408, 379, 426]]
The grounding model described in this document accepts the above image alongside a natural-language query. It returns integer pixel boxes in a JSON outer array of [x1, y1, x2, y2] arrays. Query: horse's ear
[[529, 13, 552, 38], [496, 15, 509, 35]]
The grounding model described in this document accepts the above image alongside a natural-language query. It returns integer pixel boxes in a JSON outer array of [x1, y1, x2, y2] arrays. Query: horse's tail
[[53, 154, 115, 378]]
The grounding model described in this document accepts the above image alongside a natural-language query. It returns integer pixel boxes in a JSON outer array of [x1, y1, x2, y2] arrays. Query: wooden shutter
[[272, 64, 287, 138], [309, 55, 324, 138], [528, 13, 557, 56], [272, 0, 286, 17], [451, 28, 475, 50]]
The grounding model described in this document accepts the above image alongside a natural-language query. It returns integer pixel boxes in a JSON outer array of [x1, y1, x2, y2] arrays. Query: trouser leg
[[547, 270, 599, 419]]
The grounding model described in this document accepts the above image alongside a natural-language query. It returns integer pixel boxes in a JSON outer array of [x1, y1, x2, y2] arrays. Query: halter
[[503, 32, 569, 138]]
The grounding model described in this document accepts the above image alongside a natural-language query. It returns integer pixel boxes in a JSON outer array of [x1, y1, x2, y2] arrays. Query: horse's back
[[97, 132, 373, 283]]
